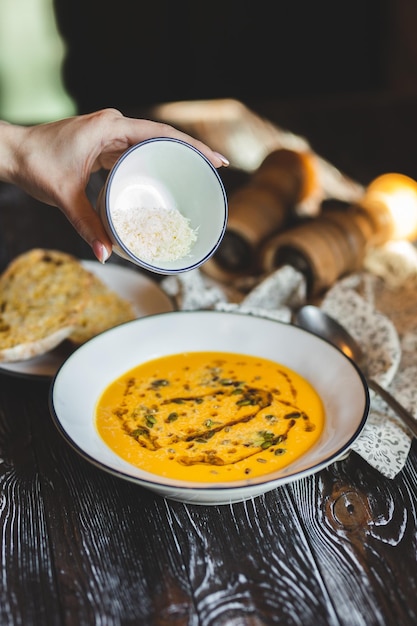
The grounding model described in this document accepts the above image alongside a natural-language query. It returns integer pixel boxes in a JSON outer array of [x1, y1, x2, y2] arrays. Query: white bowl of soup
[[49, 310, 369, 505]]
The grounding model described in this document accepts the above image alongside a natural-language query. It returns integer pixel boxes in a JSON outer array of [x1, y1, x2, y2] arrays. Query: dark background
[[52, 0, 417, 193], [53, 0, 415, 115]]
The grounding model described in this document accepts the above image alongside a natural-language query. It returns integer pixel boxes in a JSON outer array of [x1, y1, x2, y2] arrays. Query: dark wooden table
[[2, 93, 417, 625]]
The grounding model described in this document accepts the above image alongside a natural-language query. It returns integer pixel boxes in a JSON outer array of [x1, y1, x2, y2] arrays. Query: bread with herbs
[[0, 248, 135, 362]]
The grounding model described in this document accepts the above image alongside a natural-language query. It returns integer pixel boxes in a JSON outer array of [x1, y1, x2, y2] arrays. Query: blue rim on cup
[[96, 138, 228, 274]]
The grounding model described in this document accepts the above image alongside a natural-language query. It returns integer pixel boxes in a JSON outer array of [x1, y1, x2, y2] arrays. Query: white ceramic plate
[[50, 310, 370, 505], [0, 261, 174, 379]]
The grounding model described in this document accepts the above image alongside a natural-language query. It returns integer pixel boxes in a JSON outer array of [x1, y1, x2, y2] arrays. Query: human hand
[[0, 108, 229, 262]]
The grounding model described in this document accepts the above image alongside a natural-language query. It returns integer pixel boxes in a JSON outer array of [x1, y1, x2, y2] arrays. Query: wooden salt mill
[[202, 148, 320, 283], [260, 172, 417, 295]]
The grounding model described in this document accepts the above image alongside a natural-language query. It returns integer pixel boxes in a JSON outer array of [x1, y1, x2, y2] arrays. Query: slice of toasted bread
[[0, 249, 93, 362], [68, 270, 136, 344], [0, 248, 137, 362]]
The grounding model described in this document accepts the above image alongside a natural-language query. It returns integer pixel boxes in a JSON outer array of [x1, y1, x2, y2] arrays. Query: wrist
[[0, 121, 27, 184]]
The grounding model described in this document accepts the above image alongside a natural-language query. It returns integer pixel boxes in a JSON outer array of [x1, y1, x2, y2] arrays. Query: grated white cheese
[[111, 205, 198, 263]]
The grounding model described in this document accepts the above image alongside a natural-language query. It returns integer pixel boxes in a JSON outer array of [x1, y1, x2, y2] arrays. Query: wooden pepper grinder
[[202, 148, 321, 283], [260, 172, 417, 295]]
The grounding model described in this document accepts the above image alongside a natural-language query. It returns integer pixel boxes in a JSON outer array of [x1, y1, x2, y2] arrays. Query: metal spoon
[[293, 304, 417, 439]]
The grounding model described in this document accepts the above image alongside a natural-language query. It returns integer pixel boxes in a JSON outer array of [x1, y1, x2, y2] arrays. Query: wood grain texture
[[2, 93, 417, 625], [1, 370, 417, 625]]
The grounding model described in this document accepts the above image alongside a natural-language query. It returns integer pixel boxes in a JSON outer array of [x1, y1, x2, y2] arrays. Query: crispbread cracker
[[0, 249, 136, 362]]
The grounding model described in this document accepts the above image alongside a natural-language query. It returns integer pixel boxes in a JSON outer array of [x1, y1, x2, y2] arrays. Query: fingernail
[[213, 151, 230, 167], [92, 239, 111, 264]]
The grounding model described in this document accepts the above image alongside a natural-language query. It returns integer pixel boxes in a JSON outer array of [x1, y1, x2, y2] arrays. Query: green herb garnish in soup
[[95, 351, 325, 482]]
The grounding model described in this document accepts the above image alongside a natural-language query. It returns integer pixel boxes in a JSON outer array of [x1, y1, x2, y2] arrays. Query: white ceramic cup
[[96, 138, 228, 274]]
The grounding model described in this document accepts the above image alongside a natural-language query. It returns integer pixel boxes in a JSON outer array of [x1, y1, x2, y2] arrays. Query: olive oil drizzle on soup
[[95, 352, 325, 482]]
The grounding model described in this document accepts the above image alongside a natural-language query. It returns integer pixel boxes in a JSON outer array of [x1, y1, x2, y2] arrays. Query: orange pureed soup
[[95, 351, 325, 482]]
